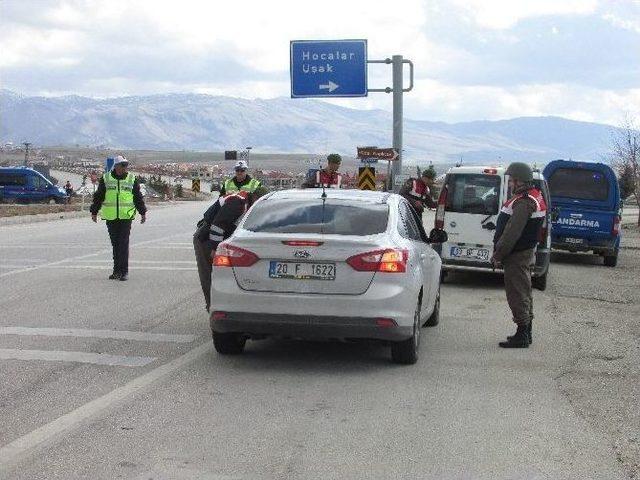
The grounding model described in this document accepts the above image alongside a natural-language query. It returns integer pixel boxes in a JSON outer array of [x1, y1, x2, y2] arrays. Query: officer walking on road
[[400, 167, 437, 217], [491, 162, 547, 348], [90, 155, 147, 281]]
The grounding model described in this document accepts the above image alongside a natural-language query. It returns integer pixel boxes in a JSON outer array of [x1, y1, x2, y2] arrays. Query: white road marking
[[34, 265, 196, 271], [0, 233, 186, 279], [0, 349, 155, 367], [0, 342, 211, 473], [0, 327, 197, 343], [80, 260, 195, 264]]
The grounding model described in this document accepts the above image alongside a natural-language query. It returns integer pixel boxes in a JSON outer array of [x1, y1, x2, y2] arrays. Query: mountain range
[[0, 90, 618, 164]]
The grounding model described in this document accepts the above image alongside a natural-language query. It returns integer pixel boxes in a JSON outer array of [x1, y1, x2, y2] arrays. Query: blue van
[[0, 167, 69, 204], [543, 160, 621, 267]]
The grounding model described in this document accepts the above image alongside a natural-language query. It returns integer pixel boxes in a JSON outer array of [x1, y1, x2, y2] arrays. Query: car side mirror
[[428, 228, 448, 244]]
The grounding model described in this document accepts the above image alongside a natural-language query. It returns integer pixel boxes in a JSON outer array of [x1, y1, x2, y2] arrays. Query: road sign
[[224, 150, 237, 160], [192, 178, 201, 193], [290, 40, 368, 98], [357, 147, 398, 161], [360, 158, 378, 164], [358, 166, 376, 191]]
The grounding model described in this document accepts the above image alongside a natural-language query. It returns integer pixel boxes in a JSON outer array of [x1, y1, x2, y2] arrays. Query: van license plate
[[450, 247, 490, 261], [269, 261, 336, 281], [565, 237, 584, 244]]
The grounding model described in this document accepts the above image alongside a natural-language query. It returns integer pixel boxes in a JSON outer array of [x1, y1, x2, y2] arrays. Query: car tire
[[48, 197, 57, 205], [391, 301, 420, 365], [532, 272, 547, 291], [423, 286, 440, 327], [604, 252, 618, 267], [212, 332, 246, 355]]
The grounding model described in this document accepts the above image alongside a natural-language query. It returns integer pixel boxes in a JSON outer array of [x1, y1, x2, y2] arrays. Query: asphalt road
[[0, 201, 635, 479]]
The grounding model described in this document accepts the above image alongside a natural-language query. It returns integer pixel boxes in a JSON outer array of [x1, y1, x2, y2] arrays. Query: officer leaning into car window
[[90, 155, 147, 281], [400, 167, 437, 217], [193, 160, 267, 311], [490, 162, 547, 348]]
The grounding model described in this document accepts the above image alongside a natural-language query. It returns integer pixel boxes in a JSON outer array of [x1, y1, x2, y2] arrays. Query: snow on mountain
[[0, 90, 617, 163]]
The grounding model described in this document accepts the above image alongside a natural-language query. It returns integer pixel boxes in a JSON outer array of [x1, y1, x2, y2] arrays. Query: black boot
[[119, 273, 128, 281], [507, 320, 532, 345], [108, 272, 120, 280], [499, 324, 529, 348]]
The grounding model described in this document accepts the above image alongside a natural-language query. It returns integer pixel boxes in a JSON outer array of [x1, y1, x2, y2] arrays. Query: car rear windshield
[[242, 198, 389, 235], [548, 168, 609, 201], [445, 174, 501, 215]]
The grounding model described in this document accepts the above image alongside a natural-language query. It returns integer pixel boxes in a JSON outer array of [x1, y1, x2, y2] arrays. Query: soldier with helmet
[[303, 153, 343, 188], [400, 167, 437, 217], [491, 162, 547, 348]]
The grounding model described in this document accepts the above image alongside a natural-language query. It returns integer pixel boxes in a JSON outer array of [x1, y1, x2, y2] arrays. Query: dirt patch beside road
[[0, 203, 83, 218], [552, 226, 640, 478]]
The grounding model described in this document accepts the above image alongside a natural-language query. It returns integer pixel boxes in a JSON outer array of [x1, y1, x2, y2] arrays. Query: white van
[[433, 165, 551, 290]]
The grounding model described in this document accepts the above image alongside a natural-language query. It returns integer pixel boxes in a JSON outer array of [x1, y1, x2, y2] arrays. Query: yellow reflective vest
[[100, 172, 137, 220], [223, 177, 261, 195]]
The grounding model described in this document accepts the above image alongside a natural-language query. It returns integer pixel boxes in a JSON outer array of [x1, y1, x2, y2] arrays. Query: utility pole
[[23, 142, 31, 167]]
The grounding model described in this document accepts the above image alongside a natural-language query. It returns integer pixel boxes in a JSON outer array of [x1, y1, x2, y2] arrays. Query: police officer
[[303, 153, 343, 188], [491, 162, 547, 348], [400, 167, 437, 216], [218, 160, 261, 196], [193, 161, 266, 310], [90, 155, 147, 281]]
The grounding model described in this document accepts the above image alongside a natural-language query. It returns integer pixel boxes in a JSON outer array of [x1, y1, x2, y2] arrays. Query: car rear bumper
[[210, 269, 420, 341], [210, 312, 413, 342]]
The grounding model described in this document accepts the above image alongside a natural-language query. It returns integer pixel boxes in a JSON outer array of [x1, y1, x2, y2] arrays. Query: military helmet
[[505, 162, 533, 182], [327, 153, 342, 164], [421, 168, 436, 179]]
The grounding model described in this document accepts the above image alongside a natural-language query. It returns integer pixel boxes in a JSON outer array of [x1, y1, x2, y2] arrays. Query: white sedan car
[[209, 189, 446, 364]]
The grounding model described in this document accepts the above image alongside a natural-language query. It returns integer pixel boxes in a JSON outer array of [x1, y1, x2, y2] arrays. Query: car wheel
[[603, 252, 618, 267], [423, 286, 440, 327], [391, 301, 420, 365], [532, 272, 548, 291], [212, 332, 246, 355], [48, 197, 57, 205]]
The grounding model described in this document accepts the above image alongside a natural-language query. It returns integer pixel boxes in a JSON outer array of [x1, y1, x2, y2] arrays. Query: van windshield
[[445, 174, 501, 215], [548, 168, 609, 201]]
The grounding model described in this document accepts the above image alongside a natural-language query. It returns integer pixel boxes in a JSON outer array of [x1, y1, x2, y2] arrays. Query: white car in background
[[209, 189, 447, 364]]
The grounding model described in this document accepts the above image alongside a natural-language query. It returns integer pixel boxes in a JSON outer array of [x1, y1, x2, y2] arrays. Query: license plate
[[269, 261, 336, 280], [565, 237, 584, 244], [450, 246, 490, 261]]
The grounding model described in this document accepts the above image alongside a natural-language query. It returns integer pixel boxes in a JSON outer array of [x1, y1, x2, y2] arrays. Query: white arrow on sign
[[319, 81, 339, 93]]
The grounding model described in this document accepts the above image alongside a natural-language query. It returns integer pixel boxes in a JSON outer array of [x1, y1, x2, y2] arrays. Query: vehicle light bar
[[282, 240, 324, 247]]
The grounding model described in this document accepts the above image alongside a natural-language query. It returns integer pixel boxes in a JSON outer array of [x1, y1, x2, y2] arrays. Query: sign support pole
[[392, 55, 403, 191], [367, 56, 413, 192]]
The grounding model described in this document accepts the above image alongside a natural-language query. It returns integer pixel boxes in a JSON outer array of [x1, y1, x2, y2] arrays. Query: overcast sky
[[1, 0, 639, 125]]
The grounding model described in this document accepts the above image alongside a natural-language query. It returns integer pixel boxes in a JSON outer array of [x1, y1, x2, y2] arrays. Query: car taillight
[[435, 186, 447, 230], [212, 311, 227, 321], [612, 215, 621, 236], [483, 168, 498, 174], [346, 248, 408, 273], [213, 243, 259, 267]]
